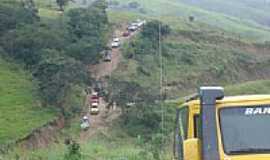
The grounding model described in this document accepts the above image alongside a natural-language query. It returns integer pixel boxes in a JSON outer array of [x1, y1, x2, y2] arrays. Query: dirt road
[[89, 26, 139, 79], [79, 97, 120, 141], [80, 25, 141, 141]]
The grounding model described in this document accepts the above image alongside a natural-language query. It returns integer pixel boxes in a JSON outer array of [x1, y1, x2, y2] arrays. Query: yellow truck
[[174, 86, 270, 160]]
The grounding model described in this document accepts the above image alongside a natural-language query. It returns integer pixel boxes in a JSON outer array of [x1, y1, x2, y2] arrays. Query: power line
[[158, 14, 166, 158]]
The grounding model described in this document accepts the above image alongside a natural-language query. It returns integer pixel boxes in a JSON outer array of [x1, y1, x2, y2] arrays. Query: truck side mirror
[[183, 138, 201, 160]]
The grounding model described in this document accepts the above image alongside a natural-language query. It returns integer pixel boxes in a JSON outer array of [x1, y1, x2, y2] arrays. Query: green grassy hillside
[[4, 120, 173, 160], [108, 0, 270, 98], [3, 0, 270, 159], [172, 79, 270, 106], [15, 137, 143, 160], [0, 56, 55, 145], [113, 24, 270, 98], [179, 0, 270, 27], [226, 80, 270, 96], [109, 0, 270, 41]]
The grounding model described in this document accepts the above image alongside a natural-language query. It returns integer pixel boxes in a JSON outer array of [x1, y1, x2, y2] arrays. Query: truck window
[[194, 115, 201, 138], [174, 106, 189, 160], [193, 115, 199, 138], [179, 107, 188, 139], [220, 106, 270, 155]]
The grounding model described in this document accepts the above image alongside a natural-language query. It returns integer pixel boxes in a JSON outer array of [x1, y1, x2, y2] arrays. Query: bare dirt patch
[[17, 116, 65, 150]]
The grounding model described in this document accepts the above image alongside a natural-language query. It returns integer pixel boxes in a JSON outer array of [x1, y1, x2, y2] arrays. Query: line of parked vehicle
[[103, 19, 146, 62], [126, 19, 146, 32], [82, 19, 147, 129], [80, 91, 100, 130]]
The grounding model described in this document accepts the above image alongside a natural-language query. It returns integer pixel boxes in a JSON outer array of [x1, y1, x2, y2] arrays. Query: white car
[[128, 25, 137, 31], [135, 19, 143, 27], [131, 22, 139, 27], [137, 20, 146, 27], [80, 116, 90, 130], [90, 107, 99, 114], [90, 107, 99, 112], [80, 121, 90, 130], [137, 22, 144, 27], [126, 102, 136, 107], [91, 102, 98, 107], [92, 92, 98, 96], [111, 42, 120, 48], [113, 38, 120, 42]]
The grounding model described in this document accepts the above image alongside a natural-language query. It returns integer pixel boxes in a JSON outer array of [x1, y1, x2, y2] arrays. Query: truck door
[[174, 106, 189, 160]]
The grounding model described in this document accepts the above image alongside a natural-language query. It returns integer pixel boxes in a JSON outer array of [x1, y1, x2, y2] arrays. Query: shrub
[[128, 1, 140, 9], [64, 140, 82, 160]]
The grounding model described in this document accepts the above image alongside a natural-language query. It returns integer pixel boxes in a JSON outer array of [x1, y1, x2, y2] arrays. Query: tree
[[21, 0, 39, 17], [34, 49, 88, 108], [108, 0, 119, 7], [0, 0, 91, 117], [64, 140, 82, 160], [0, 1, 39, 35], [107, 79, 162, 136], [124, 20, 171, 57], [1, 24, 66, 67], [128, 1, 140, 9], [141, 20, 171, 40], [125, 20, 171, 57], [91, 0, 108, 11], [67, 1, 108, 40], [66, 1, 109, 64], [189, 16, 195, 22], [56, 0, 73, 11]]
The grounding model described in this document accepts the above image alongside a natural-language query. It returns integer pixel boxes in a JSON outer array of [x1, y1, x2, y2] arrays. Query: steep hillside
[[3, 0, 270, 159], [4, 126, 147, 160], [0, 0, 97, 151], [113, 22, 270, 98], [109, 0, 270, 41], [179, 0, 270, 27], [226, 80, 270, 96], [0, 55, 55, 146]]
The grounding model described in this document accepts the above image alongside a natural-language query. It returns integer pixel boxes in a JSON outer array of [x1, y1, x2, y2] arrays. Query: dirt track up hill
[[89, 25, 140, 80], [81, 24, 142, 141]]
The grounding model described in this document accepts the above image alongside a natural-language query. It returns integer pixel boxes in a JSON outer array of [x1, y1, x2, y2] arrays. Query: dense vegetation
[[107, 2, 270, 158], [107, 13, 270, 159], [0, 0, 109, 114], [99, 21, 175, 160], [0, 0, 109, 148], [2, 0, 270, 160]]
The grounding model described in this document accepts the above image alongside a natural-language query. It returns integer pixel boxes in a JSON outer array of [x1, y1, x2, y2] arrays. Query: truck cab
[[174, 87, 270, 160]]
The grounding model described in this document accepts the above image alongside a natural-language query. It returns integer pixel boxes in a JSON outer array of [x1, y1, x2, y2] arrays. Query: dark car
[[123, 31, 130, 37], [104, 51, 112, 62]]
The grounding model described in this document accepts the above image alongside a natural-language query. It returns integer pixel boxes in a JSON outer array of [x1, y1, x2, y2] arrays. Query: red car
[[123, 31, 130, 37], [90, 96, 99, 103], [89, 92, 99, 104]]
